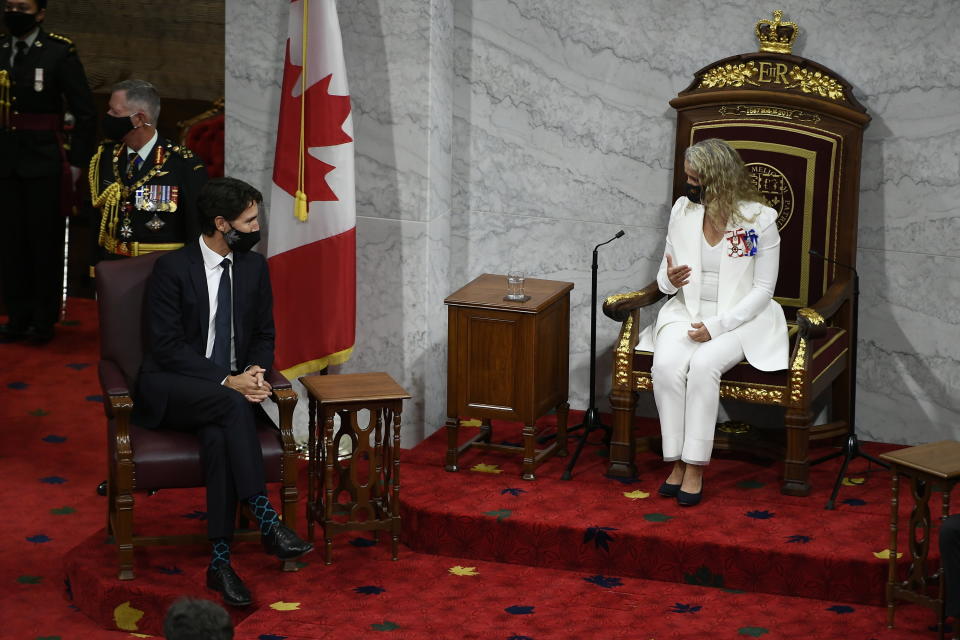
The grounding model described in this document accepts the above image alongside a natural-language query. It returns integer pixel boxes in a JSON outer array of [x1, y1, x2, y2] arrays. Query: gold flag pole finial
[[755, 10, 799, 55]]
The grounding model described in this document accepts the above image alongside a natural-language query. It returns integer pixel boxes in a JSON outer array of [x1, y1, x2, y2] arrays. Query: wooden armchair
[[96, 252, 300, 579], [602, 12, 870, 496]]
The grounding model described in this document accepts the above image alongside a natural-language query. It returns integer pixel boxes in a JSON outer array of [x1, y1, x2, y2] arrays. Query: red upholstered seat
[[178, 99, 224, 178], [184, 112, 224, 178]]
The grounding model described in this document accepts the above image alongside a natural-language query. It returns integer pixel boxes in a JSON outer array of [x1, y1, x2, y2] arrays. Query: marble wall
[[227, 0, 960, 447]]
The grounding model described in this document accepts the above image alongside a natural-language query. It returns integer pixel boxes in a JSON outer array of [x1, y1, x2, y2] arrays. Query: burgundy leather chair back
[[95, 253, 163, 388], [184, 113, 224, 178]]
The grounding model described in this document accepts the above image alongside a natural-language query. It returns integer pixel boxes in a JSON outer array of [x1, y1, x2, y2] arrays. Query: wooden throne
[[602, 11, 870, 495]]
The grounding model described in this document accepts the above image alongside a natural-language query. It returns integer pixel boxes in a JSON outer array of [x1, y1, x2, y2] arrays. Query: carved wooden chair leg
[[606, 388, 638, 478], [783, 407, 812, 496]]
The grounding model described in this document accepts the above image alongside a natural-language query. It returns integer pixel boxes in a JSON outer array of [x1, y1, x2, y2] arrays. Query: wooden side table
[[444, 273, 574, 480], [300, 372, 411, 564], [880, 440, 960, 640]]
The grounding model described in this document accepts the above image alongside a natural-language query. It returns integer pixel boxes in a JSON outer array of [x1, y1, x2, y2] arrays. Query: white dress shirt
[[127, 130, 158, 167], [9, 27, 38, 66], [198, 236, 236, 372]]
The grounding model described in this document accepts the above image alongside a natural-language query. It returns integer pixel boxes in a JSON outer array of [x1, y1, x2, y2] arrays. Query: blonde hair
[[684, 138, 766, 229]]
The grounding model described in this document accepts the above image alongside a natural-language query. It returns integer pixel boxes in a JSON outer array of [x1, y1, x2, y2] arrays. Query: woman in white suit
[[638, 138, 788, 506]]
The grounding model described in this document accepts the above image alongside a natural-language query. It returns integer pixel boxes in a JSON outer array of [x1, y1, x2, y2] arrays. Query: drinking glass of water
[[505, 271, 527, 301]]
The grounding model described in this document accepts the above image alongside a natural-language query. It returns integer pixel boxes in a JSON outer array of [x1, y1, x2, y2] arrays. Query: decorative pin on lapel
[[745, 229, 759, 256]]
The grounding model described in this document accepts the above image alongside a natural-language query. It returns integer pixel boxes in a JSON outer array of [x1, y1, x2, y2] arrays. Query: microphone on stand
[[560, 229, 626, 480], [806, 249, 888, 509]]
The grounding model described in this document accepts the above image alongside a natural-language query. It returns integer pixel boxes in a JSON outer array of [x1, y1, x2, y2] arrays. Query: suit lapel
[[672, 203, 703, 318], [185, 242, 210, 350], [231, 251, 246, 365]]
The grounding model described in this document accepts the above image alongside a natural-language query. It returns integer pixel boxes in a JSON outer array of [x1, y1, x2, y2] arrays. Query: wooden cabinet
[[444, 274, 573, 480]]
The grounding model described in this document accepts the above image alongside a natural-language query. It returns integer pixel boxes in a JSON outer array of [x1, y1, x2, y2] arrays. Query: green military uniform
[[0, 27, 95, 336], [89, 136, 207, 266]]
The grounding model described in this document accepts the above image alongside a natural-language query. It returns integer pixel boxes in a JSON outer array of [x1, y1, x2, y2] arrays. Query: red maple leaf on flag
[[273, 40, 353, 203]]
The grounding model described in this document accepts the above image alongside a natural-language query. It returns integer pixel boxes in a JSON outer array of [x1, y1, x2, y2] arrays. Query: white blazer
[[637, 197, 789, 372]]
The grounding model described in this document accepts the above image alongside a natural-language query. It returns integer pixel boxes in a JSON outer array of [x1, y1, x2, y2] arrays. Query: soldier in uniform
[[90, 79, 207, 269], [0, 0, 96, 344]]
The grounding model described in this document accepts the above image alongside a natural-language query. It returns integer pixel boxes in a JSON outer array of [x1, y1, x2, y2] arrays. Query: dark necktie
[[125, 152, 143, 182], [211, 258, 232, 370], [13, 41, 27, 69]]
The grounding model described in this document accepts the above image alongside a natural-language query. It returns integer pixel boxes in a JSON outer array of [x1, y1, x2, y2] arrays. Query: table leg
[[391, 406, 402, 560], [939, 488, 951, 640], [444, 416, 459, 472], [323, 411, 336, 565], [887, 470, 900, 628], [307, 397, 316, 542], [521, 422, 536, 481]]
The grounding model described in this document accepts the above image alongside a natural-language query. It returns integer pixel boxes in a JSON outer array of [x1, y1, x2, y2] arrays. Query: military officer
[[90, 79, 207, 268], [0, 0, 96, 344]]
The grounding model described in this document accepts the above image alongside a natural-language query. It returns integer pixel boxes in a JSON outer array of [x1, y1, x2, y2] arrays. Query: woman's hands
[[666, 254, 691, 289], [665, 254, 711, 342], [687, 322, 711, 342]]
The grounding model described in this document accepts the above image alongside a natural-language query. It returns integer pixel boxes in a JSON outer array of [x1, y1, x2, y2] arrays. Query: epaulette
[[166, 142, 197, 159], [47, 32, 75, 46], [45, 32, 77, 53]]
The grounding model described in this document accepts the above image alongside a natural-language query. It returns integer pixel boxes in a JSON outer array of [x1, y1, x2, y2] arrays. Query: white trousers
[[650, 323, 745, 465]]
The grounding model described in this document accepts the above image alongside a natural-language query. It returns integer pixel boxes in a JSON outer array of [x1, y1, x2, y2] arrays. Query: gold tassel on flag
[[294, 189, 308, 222]]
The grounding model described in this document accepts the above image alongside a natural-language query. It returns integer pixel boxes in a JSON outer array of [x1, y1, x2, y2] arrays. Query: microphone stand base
[[561, 408, 611, 481]]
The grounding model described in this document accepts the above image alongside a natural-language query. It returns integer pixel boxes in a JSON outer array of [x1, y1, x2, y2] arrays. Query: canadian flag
[[267, 0, 355, 377]]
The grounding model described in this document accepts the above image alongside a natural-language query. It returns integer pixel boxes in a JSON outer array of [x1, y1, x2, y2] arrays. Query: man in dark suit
[[0, 0, 96, 344], [135, 177, 312, 607], [90, 79, 207, 269]]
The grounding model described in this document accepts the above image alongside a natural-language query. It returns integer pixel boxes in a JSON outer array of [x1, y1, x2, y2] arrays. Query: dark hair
[[197, 177, 263, 236], [36, 0, 48, 10], [163, 598, 233, 640]]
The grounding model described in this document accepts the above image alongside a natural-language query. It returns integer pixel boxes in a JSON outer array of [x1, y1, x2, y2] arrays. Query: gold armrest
[[602, 281, 665, 322]]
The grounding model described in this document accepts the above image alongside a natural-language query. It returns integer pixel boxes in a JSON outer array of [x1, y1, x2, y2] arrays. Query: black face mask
[[685, 182, 703, 204], [224, 226, 261, 253], [101, 113, 138, 141], [3, 11, 38, 38]]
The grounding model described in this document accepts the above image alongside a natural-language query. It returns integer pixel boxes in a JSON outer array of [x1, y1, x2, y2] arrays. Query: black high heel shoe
[[677, 489, 702, 506], [657, 482, 681, 497]]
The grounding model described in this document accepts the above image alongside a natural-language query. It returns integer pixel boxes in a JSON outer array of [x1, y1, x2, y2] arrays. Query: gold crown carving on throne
[[755, 10, 799, 54]]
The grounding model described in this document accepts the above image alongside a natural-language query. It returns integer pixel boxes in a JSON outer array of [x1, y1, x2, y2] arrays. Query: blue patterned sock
[[246, 492, 279, 536], [210, 538, 231, 569]]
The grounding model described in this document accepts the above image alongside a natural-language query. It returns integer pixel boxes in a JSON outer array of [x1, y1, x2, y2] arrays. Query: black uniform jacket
[[0, 28, 96, 177], [91, 136, 208, 252], [133, 241, 276, 429]]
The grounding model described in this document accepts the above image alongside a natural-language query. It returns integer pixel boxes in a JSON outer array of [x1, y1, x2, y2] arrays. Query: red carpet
[[400, 420, 927, 607], [2, 299, 947, 639]]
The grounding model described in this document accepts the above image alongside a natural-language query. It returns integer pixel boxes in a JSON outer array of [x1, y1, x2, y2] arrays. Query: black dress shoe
[[25, 325, 54, 345], [0, 323, 28, 342], [657, 482, 681, 497], [261, 523, 314, 560], [206, 564, 252, 607], [677, 489, 702, 507]]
